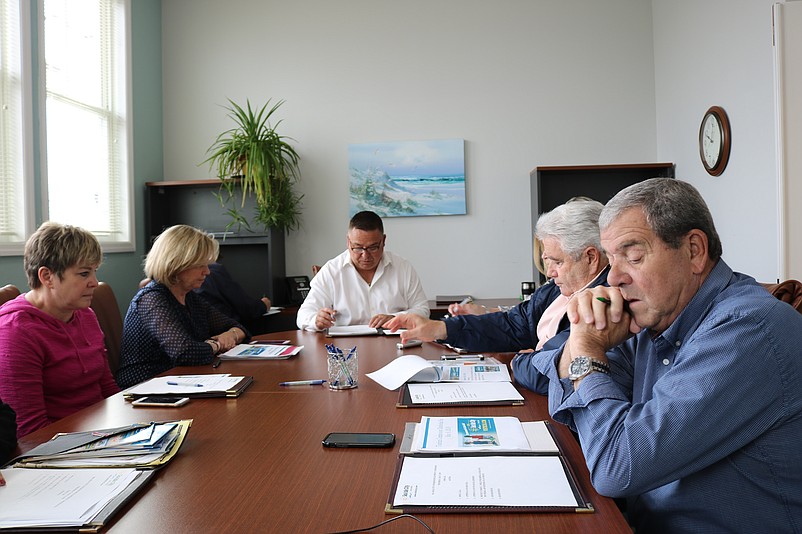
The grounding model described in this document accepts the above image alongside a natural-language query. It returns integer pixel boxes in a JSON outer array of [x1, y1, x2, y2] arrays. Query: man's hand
[[558, 287, 637, 379], [384, 314, 447, 342], [369, 314, 395, 328], [314, 307, 337, 330], [447, 302, 487, 316]]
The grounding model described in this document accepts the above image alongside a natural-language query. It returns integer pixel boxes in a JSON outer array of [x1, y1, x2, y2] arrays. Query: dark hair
[[349, 211, 384, 233], [600, 178, 723, 261], [24, 222, 103, 289]]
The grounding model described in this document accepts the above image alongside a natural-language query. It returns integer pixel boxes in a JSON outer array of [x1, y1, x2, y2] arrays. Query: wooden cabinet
[[145, 180, 287, 304]]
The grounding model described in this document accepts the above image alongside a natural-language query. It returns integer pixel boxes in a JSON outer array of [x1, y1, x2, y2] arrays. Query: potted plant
[[202, 98, 302, 232]]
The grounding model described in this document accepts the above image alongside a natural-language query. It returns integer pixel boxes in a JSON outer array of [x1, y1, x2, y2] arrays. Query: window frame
[[0, 0, 35, 257], [38, 0, 135, 253]]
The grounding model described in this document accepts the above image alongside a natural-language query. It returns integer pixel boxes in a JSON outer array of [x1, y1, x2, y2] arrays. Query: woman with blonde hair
[[116, 225, 247, 388], [0, 222, 119, 437]]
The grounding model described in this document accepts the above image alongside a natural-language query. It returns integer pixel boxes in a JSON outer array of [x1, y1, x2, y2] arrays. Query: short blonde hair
[[24, 222, 103, 289], [145, 225, 219, 286]]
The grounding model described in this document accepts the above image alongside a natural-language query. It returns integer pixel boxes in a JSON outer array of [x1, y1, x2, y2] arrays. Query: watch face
[[569, 357, 591, 378], [701, 114, 722, 168]]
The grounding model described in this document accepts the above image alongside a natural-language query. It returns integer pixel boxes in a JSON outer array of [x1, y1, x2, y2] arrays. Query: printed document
[[406, 382, 524, 404], [411, 416, 531, 453], [0, 468, 140, 528], [392, 456, 578, 507]]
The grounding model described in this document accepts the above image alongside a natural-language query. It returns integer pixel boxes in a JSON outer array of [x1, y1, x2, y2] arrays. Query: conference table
[[15, 330, 631, 533]]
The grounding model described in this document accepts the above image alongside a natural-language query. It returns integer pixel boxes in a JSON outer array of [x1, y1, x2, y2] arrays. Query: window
[[42, 0, 133, 251], [0, 0, 33, 251]]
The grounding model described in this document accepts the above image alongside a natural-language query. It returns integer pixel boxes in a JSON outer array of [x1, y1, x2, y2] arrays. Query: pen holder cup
[[327, 348, 358, 390]]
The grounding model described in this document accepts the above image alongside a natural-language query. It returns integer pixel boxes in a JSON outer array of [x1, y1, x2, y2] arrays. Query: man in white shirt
[[297, 211, 429, 331]]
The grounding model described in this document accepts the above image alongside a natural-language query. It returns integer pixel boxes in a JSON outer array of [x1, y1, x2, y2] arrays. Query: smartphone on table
[[131, 396, 190, 407], [321, 432, 396, 448]]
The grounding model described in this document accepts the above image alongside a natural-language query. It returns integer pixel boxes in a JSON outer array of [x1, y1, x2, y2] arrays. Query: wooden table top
[[15, 330, 631, 533]]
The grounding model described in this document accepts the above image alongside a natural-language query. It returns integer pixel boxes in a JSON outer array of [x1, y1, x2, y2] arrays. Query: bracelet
[[208, 339, 220, 353]]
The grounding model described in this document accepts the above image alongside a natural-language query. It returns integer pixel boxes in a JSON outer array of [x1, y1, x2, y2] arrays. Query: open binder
[[386, 420, 593, 514]]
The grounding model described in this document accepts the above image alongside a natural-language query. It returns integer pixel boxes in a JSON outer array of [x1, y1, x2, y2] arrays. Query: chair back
[[0, 284, 21, 306], [90, 282, 123, 375], [760, 279, 802, 314]]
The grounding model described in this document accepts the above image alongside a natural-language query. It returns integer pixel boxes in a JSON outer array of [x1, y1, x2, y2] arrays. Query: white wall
[[161, 0, 658, 299], [652, 0, 781, 282]]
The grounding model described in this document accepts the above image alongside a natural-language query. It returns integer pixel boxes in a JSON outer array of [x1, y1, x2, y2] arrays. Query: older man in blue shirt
[[530, 178, 802, 533]]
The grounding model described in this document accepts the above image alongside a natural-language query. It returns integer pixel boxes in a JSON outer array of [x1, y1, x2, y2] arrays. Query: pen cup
[[327, 347, 358, 390]]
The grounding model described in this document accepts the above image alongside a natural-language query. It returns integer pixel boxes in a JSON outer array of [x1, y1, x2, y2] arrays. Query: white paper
[[411, 416, 531, 453], [406, 382, 524, 404], [0, 468, 140, 528], [123, 374, 241, 395], [393, 456, 579, 507], [326, 325, 379, 336], [366, 355, 433, 390], [263, 306, 283, 316]]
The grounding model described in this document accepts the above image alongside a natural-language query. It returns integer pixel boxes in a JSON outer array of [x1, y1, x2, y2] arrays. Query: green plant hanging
[[202, 99, 303, 232]]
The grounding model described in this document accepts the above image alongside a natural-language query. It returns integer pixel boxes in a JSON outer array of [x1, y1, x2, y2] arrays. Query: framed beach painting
[[348, 138, 466, 217]]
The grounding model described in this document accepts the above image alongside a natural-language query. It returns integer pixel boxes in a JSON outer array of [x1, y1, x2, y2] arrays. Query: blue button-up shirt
[[532, 260, 802, 533]]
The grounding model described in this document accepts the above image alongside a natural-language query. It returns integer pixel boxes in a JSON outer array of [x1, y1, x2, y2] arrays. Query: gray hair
[[535, 199, 604, 260], [600, 178, 722, 261]]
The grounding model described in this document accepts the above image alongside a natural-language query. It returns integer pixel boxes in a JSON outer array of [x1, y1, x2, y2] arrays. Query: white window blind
[[42, 0, 133, 249], [0, 0, 30, 249]]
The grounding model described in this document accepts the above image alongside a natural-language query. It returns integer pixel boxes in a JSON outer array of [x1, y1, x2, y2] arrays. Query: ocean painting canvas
[[348, 139, 466, 217]]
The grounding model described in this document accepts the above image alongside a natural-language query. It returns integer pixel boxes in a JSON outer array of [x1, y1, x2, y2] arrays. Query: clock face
[[699, 106, 731, 176], [701, 114, 722, 168]]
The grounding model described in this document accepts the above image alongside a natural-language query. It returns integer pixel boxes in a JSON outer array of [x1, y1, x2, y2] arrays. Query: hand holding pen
[[315, 307, 337, 331]]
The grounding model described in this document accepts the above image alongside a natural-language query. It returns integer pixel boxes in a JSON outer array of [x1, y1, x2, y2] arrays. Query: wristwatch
[[568, 356, 610, 381]]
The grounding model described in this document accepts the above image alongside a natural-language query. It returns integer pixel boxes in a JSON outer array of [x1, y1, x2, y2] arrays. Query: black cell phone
[[132, 396, 190, 407], [321, 432, 396, 448]]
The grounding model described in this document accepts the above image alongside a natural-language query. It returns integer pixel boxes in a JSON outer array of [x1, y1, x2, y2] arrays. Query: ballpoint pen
[[212, 357, 222, 368], [167, 381, 205, 387], [279, 379, 327, 386]]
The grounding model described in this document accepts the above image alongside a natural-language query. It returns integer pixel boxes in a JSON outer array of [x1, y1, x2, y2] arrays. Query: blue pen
[[279, 379, 327, 386], [167, 381, 204, 387]]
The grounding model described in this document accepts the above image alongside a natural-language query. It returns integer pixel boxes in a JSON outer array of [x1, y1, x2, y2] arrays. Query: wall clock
[[698, 106, 731, 176]]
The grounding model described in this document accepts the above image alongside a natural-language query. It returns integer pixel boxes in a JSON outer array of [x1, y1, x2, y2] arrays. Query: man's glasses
[[349, 244, 382, 255]]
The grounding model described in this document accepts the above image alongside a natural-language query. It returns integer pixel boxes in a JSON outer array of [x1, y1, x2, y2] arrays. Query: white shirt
[[296, 249, 430, 330]]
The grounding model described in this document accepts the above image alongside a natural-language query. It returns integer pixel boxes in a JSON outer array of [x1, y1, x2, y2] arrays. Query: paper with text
[[393, 456, 578, 507]]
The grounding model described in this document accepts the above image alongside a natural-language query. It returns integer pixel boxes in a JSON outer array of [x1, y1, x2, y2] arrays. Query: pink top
[[536, 294, 570, 350], [0, 294, 119, 437]]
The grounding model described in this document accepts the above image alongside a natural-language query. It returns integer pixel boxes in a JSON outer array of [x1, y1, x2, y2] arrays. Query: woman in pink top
[[0, 222, 119, 438]]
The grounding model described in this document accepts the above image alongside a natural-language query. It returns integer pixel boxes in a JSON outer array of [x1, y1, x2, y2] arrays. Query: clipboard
[[395, 382, 525, 408]]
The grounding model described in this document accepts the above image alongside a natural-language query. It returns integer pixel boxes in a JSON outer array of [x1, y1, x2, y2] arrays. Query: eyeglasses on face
[[349, 244, 382, 255]]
